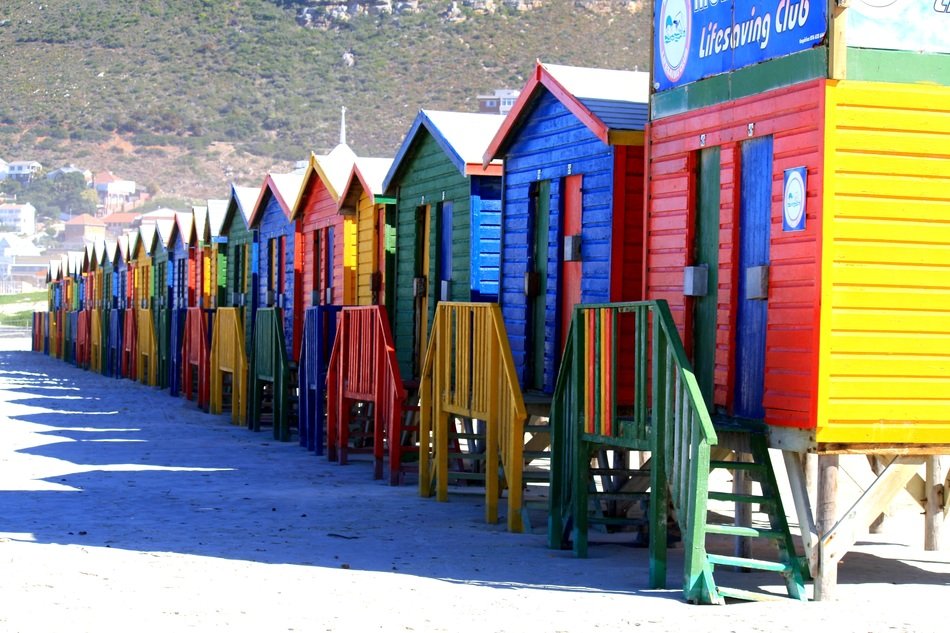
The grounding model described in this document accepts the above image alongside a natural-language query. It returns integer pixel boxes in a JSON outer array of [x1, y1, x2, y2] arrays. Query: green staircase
[[549, 301, 808, 604], [701, 420, 808, 602]]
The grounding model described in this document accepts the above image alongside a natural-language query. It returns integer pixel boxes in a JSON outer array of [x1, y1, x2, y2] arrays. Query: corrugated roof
[[578, 98, 649, 133], [175, 211, 194, 246]]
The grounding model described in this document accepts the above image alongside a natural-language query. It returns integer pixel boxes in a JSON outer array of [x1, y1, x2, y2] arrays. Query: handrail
[[299, 305, 341, 455], [90, 309, 103, 374], [650, 299, 718, 604], [136, 307, 158, 386], [418, 302, 528, 532], [249, 307, 292, 441], [547, 300, 718, 603], [210, 307, 248, 426], [326, 305, 409, 484], [182, 307, 212, 409]]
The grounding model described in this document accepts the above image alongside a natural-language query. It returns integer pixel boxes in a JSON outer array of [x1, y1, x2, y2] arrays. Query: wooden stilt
[[816, 454, 838, 601], [867, 456, 887, 534], [924, 455, 948, 551], [782, 451, 819, 578]]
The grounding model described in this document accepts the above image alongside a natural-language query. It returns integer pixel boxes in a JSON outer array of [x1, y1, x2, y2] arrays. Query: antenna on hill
[[340, 106, 347, 146]]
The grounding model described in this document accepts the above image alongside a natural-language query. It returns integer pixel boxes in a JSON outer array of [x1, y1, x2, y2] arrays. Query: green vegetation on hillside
[[0, 1, 650, 198]]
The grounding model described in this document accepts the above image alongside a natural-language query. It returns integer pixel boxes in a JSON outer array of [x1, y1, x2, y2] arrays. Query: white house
[[0, 158, 8, 180], [0, 202, 37, 235], [7, 161, 43, 183]]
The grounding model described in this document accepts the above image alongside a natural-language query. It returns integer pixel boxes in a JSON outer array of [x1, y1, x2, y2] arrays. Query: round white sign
[[658, 0, 691, 83], [784, 170, 806, 228]]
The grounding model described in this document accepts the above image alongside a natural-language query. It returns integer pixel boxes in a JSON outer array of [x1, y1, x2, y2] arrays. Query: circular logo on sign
[[658, 0, 690, 83], [784, 170, 806, 228]]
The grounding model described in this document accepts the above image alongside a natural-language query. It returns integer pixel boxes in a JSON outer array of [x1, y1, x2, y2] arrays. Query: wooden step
[[709, 460, 766, 473], [705, 523, 784, 539], [715, 586, 799, 603], [708, 491, 775, 506], [706, 553, 793, 574]]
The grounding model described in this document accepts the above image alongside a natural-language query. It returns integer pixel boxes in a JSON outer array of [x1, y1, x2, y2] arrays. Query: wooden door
[[560, 175, 583, 356], [413, 205, 431, 377], [734, 136, 773, 419], [693, 147, 720, 412], [528, 180, 551, 391]]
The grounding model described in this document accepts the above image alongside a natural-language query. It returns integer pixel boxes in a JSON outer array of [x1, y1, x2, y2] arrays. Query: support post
[[816, 454, 839, 601], [734, 453, 753, 564], [925, 455, 948, 551]]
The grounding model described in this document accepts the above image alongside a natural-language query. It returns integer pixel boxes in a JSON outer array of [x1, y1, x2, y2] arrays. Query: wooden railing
[[249, 308, 293, 441], [32, 312, 47, 354], [182, 307, 212, 409], [418, 302, 528, 532], [299, 305, 341, 455], [210, 307, 248, 426], [547, 300, 718, 602], [326, 305, 409, 485], [122, 309, 136, 379], [90, 309, 104, 374], [76, 309, 91, 370], [108, 308, 124, 378], [136, 307, 158, 386]]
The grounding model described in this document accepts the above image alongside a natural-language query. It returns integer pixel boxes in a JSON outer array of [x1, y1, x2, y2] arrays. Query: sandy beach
[[1, 332, 947, 632]]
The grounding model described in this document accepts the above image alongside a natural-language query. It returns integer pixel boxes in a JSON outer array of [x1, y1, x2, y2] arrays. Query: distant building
[[0, 158, 8, 180], [102, 211, 142, 238], [47, 165, 93, 184], [0, 202, 37, 235], [477, 89, 520, 115], [64, 213, 106, 246], [7, 161, 43, 183], [0, 233, 43, 293], [93, 171, 138, 214]]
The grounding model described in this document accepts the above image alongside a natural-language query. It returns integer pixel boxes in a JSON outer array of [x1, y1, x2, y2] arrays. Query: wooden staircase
[[549, 301, 808, 604], [699, 420, 808, 602]]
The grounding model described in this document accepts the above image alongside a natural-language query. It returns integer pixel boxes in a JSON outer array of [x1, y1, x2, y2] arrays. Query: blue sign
[[654, 0, 828, 91], [782, 167, 807, 232]]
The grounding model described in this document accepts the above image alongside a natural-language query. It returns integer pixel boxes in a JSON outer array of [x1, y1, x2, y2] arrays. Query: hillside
[[0, 0, 650, 200]]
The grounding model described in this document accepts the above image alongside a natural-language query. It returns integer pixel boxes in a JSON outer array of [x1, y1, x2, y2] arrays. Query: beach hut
[[149, 216, 176, 390], [115, 234, 135, 379], [130, 224, 160, 386], [382, 109, 505, 379], [247, 172, 305, 439], [104, 239, 123, 377], [337, 156, 396, 310], [209, 184, 259, 425], [483, 61, 650, 395], [634, 0, 950, 602], [166, 211, 195, 396]]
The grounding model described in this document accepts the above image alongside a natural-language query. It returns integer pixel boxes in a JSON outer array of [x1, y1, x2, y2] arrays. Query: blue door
[[734, 136, 773, 419]]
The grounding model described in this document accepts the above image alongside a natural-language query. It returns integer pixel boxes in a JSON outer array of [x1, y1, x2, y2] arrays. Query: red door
[[560, 175, 583, 354]]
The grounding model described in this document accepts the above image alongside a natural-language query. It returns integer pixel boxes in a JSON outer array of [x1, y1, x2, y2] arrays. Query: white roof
[[233, 186, 260, 225], [543, 63, 651, 103], [270, 172, 305, 210], [207, 199, 228, 237], [353, 157, 393, 196], [425, 110, 505, 166], [314, 143, 358, 198]]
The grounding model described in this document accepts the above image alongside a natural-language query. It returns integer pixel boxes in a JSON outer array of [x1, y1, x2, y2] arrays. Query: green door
[[528, 180, 551, 391], [692, 147, 720, 412]]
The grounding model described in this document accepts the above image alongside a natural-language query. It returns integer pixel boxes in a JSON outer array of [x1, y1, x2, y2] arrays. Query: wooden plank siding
[[254, 191, 300, 360], [817, 80, 950, 445], [392, 131, 498, 377], [647, 79, 824, 428], [355, 191, 381, 305], [298, 174, 351, 308], [499, 90, 636, 393], [221, 201, 257, 358]]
